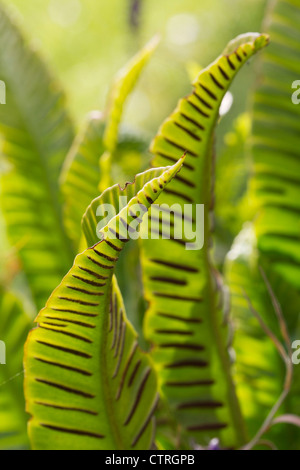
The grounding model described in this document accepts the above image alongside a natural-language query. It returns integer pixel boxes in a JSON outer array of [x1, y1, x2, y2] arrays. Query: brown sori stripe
[[126, 215, 144, 231], [187, 99, 210, 118], [150, 215, 175, 229], [150, 259, 199, 273], [128, 212, 143, 223], [131, 394, 160, 448], [44, 316, 95, 329], [109, 299, 113, 333], [34, 357, 92, 376], [265, 203, 300, 216], [155, 329, 193, 336], [209, 72, 224, 90], [199, 83, 217, 100], [166, 379, 214, 387], [150, 276, 187, 286], [113, 323, 127, 378], [164, 188, 194, 203], [59, 296, 99, 307], [157, 312, 202, 324], [235, 50, 242, 62], [156, 152, 195, 171], [253, 170, 300, 187], [111, 294, 119, 349], [66, 286, 103, 297], [124, 369, 152, 426], [178, 400, 224, 410], [146, 195, 154, 204], [94, 249, 117, 263], [149, 209, 176, 226], [128, 360, 142, 387], [165, 359, 208, 369], [218, 65, 229, 80], [50, 308, 98, 318], [159, 343, 205, 351], [39, 326, 93, 344], [35, 402, 98, 416], [227, 56, 236, 70], [72, 275, 106, 288], [105, 239, 122, 252], [108, 227, 130, 242], [153, 292, 202, 302], [153, 204, 192, 222], [116, 343, 138, 401], [180, 112, 205, 130], [257, 186, 284, 195], [114, 320, 125, 359], [176, 174, 196, 188], [79, 266, 109, 280], [87, 255, 115, 269], [36, 340, 92, 359], [174, 121, 202, 141], [253, 144, 300, 163], [193, 91, 213, 110], [35, 379, 95, 398], [187, 423, 228, 432], [148, 229, 187, 247], [41, 322, 67, 328], [40, 424, 104, 439], [163, 137, 197, 157]]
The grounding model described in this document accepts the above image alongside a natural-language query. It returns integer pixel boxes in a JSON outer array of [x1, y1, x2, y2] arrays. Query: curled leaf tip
[[254, 33, 270, 50], [223, 32, 269, 55]]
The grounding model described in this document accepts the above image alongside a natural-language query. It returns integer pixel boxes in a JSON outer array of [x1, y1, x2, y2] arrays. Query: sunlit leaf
[[61, 37, 158, 250], [104, 35, 159, 152], [24, 158, 184, 450], [0, 290, 31, 450], [140, 33, 268, 448]]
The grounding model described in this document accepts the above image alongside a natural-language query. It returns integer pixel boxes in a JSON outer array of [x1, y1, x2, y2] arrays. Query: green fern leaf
[[0, 4, 74, 310], [140, 33, 269, 447], [24, 158, 184, 450]]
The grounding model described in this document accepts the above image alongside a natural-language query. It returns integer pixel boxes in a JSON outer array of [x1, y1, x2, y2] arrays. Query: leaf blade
[[25, 159, 184, 450], [140, 34, 269, 447], [0, 290, 31, 450], [0, 4, 75, 310]]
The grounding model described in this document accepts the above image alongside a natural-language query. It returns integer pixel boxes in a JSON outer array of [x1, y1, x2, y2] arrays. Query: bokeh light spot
[[167, 13, 200, 46], [220, 91, 233, 116], [48, 0, 82, 28]]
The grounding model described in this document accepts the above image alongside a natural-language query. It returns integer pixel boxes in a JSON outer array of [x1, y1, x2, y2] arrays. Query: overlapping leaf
[[60, 113, 106, 249], [0, 290, 31, 450], [24, 159, 184, 450], [61, 38, 158, 250]]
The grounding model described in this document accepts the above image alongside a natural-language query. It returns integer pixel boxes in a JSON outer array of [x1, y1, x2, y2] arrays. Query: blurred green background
[[0, 0, 267, 314], [4, 0, 266, 134], [2, 0, 300, 451]]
